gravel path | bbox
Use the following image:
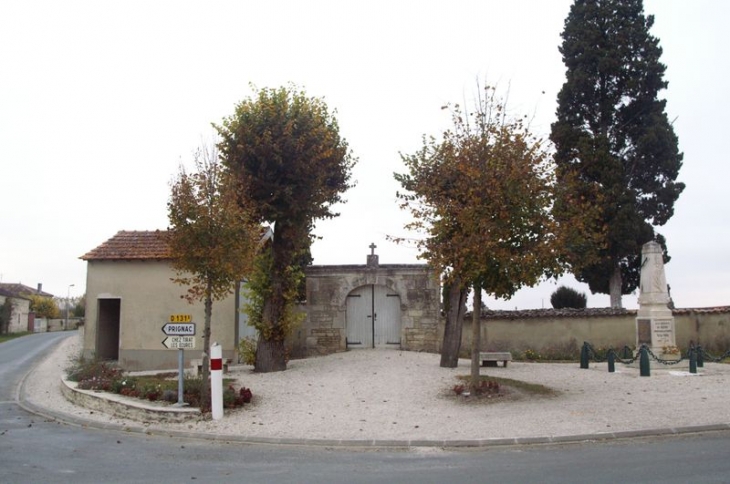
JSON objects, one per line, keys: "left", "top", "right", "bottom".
{"left": 22, "top": 333, "right": 730, "bottom": 442}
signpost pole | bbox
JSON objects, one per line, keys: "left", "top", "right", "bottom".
{"left": 176, "top": 348, "right": 186, "bottom": 406}
{"left": 164, "top": 315, "right": 195, "bottom": 408}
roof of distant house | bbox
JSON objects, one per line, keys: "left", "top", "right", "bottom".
{"left": 0, "top": 283, "right": 53, "bottom": 298}
{"left": 80, "top": 230, "right": 171, "bottom": 261}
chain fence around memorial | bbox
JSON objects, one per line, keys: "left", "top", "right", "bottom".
{"left": 581, "top": 341, "right": 730, "bottom": 367}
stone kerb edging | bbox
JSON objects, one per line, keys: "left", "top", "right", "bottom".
{"left": 60, "top": 378, "right": 200, "bottom": 423}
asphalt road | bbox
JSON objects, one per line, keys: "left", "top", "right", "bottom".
{"left": 2, "top": 332, "right": 730, "bottom": 484}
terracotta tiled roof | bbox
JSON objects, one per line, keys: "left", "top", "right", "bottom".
{"left": 480, "top": 306, "right": 730, "bottom": 319}
{"left": 671, "top": 306, "right": 730, "bottom": 315}
{"left": 80, "top": 230, "right": 171, "bottom": 261}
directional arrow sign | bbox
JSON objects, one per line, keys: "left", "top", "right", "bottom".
{"left": 162, "top": 336, "right": 196, "bottom": 349}
{"left": 162, "top": 322, "right": 196, "bottom": 336}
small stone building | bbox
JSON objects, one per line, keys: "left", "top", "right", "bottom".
{"left": 80, "top": 231, "right": 239, "bottom": 370}
{"left": 81, "top": 232, "right": 441, "bottom": 371}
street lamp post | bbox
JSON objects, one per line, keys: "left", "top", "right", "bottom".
{"left": 65, "top": 284, "right": 75, "bottom": 331}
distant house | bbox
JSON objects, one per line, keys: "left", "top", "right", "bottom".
{"left": 0, "top": 283, "right": 52, "bottom": 333}
{"left": 81, "top": 230, "right": 441, "bottom": 371}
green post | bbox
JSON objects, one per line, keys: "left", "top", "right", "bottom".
{"left": 689, "top": 346, "right": 697, "bottom": 374}
{"left": 639, "top": 345, "right": 650, "bottom": 377}
{"left": 697, "top": 344, "right": 704, "bottom": 368}
{"left": 622, "top": 346, "right": 632, "bottom": 360}
{"left": 608, "top": 349, "right": 615, "bottom": 373}
{"left": 580, "top": 342, "right": 589, "bottom": 369}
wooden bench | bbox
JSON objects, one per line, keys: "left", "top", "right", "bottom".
{"left": 479, "top": 352, "right": 512, "bottom": 368}
{"left": 190, "top": 358, "right": 232, "bottom": 375}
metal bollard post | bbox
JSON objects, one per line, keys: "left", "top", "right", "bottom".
{"left": 580, "top": 342, "right": 589, "bottom": 369}
{"left": 210, "top": 342, "right": 224, "bottom": 420}
{"left": 608, "top": 349, "right": 615, "bottom": 373}
{"left": 697, "top": 344, "right": 704, "bottom": 368}
{"left": 622, "top": 346, "right": 632, "bottom": 360}
{"left": 639, "top": 345, "right": 650, "bottom": 377}
{"left": 689, "top": 347, "right": 697, "bottom": 374}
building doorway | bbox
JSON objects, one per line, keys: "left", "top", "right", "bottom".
{"left": 96, "top": 298, "right": 120, "bottom": 360}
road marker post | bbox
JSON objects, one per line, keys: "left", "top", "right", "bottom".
{"left": 211, "top": 342, "right": 223, "bottom": 420}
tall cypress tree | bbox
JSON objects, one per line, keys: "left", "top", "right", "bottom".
{"left": 550, "top": 0, "right": 684, "bottom": 308}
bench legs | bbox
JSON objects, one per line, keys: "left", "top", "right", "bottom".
{"left": 481, "top": 360, "right": 509, "bottom": 368}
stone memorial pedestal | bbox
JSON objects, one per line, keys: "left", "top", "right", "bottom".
{"left": 635, "top": 241, "right": 682, "bottom": 364}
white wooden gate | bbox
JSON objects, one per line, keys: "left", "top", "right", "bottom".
{"left": 346, "top": 285, "right": 401, "bottom": 349}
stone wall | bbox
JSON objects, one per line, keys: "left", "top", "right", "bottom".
{"left": 295, "top": 264, "right": 440, "bottom": 357}
{"left": 449, "top": 307, "right": 730, "bottom": 357}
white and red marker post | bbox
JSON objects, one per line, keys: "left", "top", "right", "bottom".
{"left": 210, "top": 342, "right": 223, "bottom": 420}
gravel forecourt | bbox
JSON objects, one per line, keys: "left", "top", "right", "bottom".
{"left": 22, "top": 332, "right": 730, "bottom": 443}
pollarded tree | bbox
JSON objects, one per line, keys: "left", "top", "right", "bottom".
{"left": 217, "top": 85, "right": 356, "bottom": 373}
{"left": 396, "top": 86, "right": 562, "bottom": 383}
{"left": 550, "top": 0, "right": 685, "bottom": 308}
{"left": 167, "top": 142, "right": 259, "bottom": 398}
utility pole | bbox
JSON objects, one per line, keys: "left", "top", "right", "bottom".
{"left": 65, "top": 284, "right": 74, "bottom": 331}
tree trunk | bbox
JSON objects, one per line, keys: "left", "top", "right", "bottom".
{"left": 440, "top": 279, "right": 467, "bottom": 368}
{"left": 254, "top": 275, "right": 288, "bottom": 372}
{"left": 470, "top": 283, "right": 482, "bottom": 391}
{"left": 201, "top": 284, "right": 212, "bottom": 410}
{"left": 255, "top": 334, "right": 287, "bottom": 372}
{"left": 609, "top": 266, "right": 623, "bottom": 309}
{"left": 254, "top": 221, "right": 294, "bottom": 373}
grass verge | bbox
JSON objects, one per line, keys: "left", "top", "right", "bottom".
{"left": 0, "top": 332, "right": 31, "bottom": 344}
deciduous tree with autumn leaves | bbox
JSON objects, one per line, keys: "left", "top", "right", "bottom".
{"left": 217, "top": 85, "right": 356, "bottom": 373}
{"left": 395, "top": 86, "right": 562, "bottom": 387}
{"left": 167, "top": 142, "right": 259, "bottom": 397}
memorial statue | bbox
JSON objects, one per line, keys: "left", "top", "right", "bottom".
{"left": 636, "top": 240, "right": 678, "bottom": 359}
{"left": 638, "top": 241, "right": 670, "bottom": 307}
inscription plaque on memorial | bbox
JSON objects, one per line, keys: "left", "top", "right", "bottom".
{"left": 637, "top": 319, "right": 652, "bottom": 345}
{"left": 654, "top": 319, "right": 674, "bottom": 346}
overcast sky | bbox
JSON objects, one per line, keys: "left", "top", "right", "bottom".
{"left": 1, "top": 1, "right": 727, "bottom": 310}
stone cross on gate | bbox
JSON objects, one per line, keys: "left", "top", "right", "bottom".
{"left": 367, "top": 242, "right": 379, "bottom": 268}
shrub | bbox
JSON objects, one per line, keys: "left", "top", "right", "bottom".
{"left": 66, "top": 352, "right": 253, "bottom": 411}
{"left": 66, "top": 355, "right": 124, "bottom": 391}
{"left": 550, "top": 286, "right": 587, "bottom": 309}
{"left": 237, "top": 336, "right": 257, "bottom": 366}
{"left": 162, "top": 389, "right": 178, "bottom": 403}
{"left": 473, "top": 379, "right": 500, "bottom": 395}
{"left": 523, "top": 348, "right": 541, "bottom": 361}
{"left": 223, "top": 384, "right": 254, "bottom": 408}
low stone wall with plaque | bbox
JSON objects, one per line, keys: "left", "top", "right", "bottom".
{"left": 448, "top": 306, "right": 730, "bottom": 357}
